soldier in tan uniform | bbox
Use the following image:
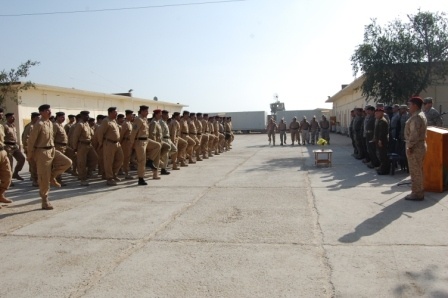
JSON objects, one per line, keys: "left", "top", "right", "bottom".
{"left": 22, "top": 112, "right": 40, "bottom": 187}
{"left": 0, "top": 108, "right": 13, "bottom": 207}
{"left": 72, "top": 111, "right": 98, "bottom": 186}
{"left": 404, "top": 96, "right": 427, "bottom": 201}
{"left": 224, "top": 117, "right": 232, "bottom": 150}
{"left": 27, "top": 104, "right": 72, "bottom": 210}
{"left": 92, "top": 115, "right": 105, "bottom": 178}
{"left": 160, "top": 110, "right": 178, "bottom": 172}
{"left": 180, "top": 111, "right": 196, "bottom": 164}
{"left": 130, "top": 105, "right": 153, "bottom": 186}
{"left": 266, "top": 117, "right": 277, "bottom": 146}
{"left": 120, "top": 110, "right": 134, "bottom": 179}
{"left": 213, "top": 116, "right": 224, "bottom": 154}
{"left": 53, "top": 112, "right": 69, "bottom": 186}
{"left": 188, "top": 113, "right": 202, "bottom": 161}
{"left": 289, "top": 117, "right": 300, "bottom": 145}
{"left": 204, "top": 114, "right": 215, "bottom": 157}
{"left": 148, "top": 110, "right": 164, "bottom": 179}
{"left": 277, "top": 118, "right": 287, "bottom": 146}
{"left": 64, "top": 114, "right": 76, "bottom": 135}
{"left": 4, "top": 113, "right": 26, "bottom": 181}
{"left": 67, "top": 114, "right": 81, "bottom": 176}
{"left": 170, "top": 112, "right": 188, "bottom": 168}
{"left": 196, "top": 113, "right": 209, "bottom": 159}
{"left": 96, "top": 107, "right": 124, "bottom": 186}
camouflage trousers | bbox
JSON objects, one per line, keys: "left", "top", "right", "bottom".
{"left": 406, "top": 144, "right": 426, "bottom": 197}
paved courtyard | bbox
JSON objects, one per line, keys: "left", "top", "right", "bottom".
{"left": 0, "top": 133, "right": 447, "bottom": 297}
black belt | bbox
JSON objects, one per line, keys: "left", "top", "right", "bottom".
{"left": 0, "top": 147, "right": 4, "bottom": 151}
{"left": 137, "top": 137, "right": 148, "bottom": 140}
{"left": 163, "top": 136, "right": 170, "bottom": 139}
{"left": 197, "top": 133, "right": 202, "bottom": 136}
{"left": 55, "top": 142, "right": 67, "bottom": 146}
{"left": 4, "top": 142, "right": 16, "bottom": 145}
{"left": 106, "top": 138, "right": 118, "bottom": 143}
{"left": 35, "top": 146, "right": 54, "bottom": 149}
{"left": 181, "top": 132, "right": 188, "bottom": 135}
{"left": 79, "top": 141, "right": 91, "bottom": 145}
{"left": 122, "top": 137, "right": 130, "bottom": 141}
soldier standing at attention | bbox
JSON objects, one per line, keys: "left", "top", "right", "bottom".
{"left": 364, "top": 106, "right": 379, "bottom": 169}
{"left": 300, "top": 116, "right": 310, "bottom": 145}
{"left": 224, "top": 116, "right": 232, "bottom": 150}
{"left": 278, "top": 118, "right": 287, "bottom": 146}
{"left": 130, "top": 105, "right": 152, "bottom": 185}
{"left": 266, "top": 117, "right": 277, "bottom": 146}
{"left": 196, "top": 113, "right": 209, "bottom": 159}
{"left": 404, "top": 97, "right": 427, "bottom": 201}
{"left": 398, "top": 105, "right": 409, "bottom": 162}
{"left": 160, "top": 110, "right": 178, "bottom": 172}
{"left": 67, "top": 114, "right": 81, "bottom": 176}
{"left": 170, "top": 112, "right": 188, "bottom": 168}
{"left": 374, "top": 107, "right": 390, "bottom": 175}
{"left": 27, "top": 104, "right": 72, "bottom": 210}
{"left": 309, "top": 116, "right": 320, "bottom": 145}
{"left": 148, "top": 109, "right": 165, "bottom": 178}
{"left": 0, "top": 108, "right": 13, "bottom": 207}
{"left": 289, "top": 117, "right": 300, "bottom": 146}
{"left": 22, "top": 112, "right": 40, "bottom": 187}
{"left": 53, "top": 112, "right": 69, "bottom": 186}
{"left": 349, "top": 110, "right": 357, "bottom": 156}
{"left": 72, "top": 111, "right": 98, "bottom": 186}
{"left": 205, "top": 115, "right": 216, "bottom": 157}
{"left": 120, "top": 110, "right": 134, "bottom": 179}
{"left": 97, "top": 107, "right": 124, "bottom": 186}
{"left": 422, "top": 97, "right": 443, "bottom": 127}
{"left": 4, "top": 112, "right": 26, "bottom": 181}
{"left": 319, "top": 115, "right": 330, "bottom": 145}
{"left": 188, "top": 113, "right": 202, "bottom": 161}
{"left": 64, "top": 114, "right": 76, "bottom": 135}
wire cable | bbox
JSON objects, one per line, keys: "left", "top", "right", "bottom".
{"left": 0, "top": 0, "right": 247, "bottom": 17}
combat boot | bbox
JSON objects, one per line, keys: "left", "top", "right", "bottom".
{"left": 12, "top": 171, "right": 24, "bottom": 181}
{"left": 138, "top": 178, "right": 147, "bottom": 185}
{"left": 0, "top": 193, "right": 12, "bottom": 204}
{"left": 180, "top": 160, "right": 188, "bottom": 167}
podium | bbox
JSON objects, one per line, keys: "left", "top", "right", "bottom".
{"left": 423, "top": 127, "right": 448, "bottom": 192}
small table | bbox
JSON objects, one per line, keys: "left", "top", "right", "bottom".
{"left": 313, "top": 149, "right": 333, "bottom": 166}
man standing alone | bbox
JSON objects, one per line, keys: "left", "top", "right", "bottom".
{"left": 404, "top": 96, "right": 427, "bottom": 201}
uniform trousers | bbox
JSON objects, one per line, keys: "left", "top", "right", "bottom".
{"left": 121, "top": 139, "right": 132, "bottom": 174}
{"left": 35, "top": 148, "right": 71, "bottom": 206}
{"left": 0, "top": 150, "right": 12, "bottom": 196}
{"left": 320, "top": 128, "right": 330, "bottom": 143}
{"left": 103, "top": 141, "right": 124, "bottom": 180}
{"left": 24, "top": 147, "right": 38, "bottom": 182}
{"left": 146, "top": 139, "right": 161, "bottom": 167}
{"left": 134, "top": 140, "right": 148, "bottom": 178}
{"left": 407, "top": 143, "right": 426, "bottom": 197}
{"left": 161, "top": 139, "right": 177, "bottom": 169}
{"left": 77, "top": 143, "right": 98, "bottom": 181}
{"left": 290, "top": 129, "right": 299, "bottom": 144}
{"left": 301, "top": 130, "right": 309, "bottom": 144}
{"left": 201, "top": 134, "right": 209, "bottom": 156}
{"left": 267, "top": 131, "right": 276, "bottom": 144}
{"left": 6, "top": 145, "right": 25, "bottom": 174}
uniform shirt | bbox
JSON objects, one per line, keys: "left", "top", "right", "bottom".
{"left": 159, "top": 119, "right": 171, "bottom": 141}
{"left": 319, "top": 119, "right": 330, "bottom": 129}
{"left": 405, "top": 109, "right": 427, "bottom": 149}
{"left": 201, "top": 119, "right": 209, "bottom": 133}
{"left": 208, "top": 121, "right": 215, "bottom": 134}
{"left": 424, "top": 107, "right": 443, "bottom": 126}
{"left": 0, "top": 123, "right": 5, "bottom": 146}
{"left": 53, "top": 122, "right": 68, "bottom": 145}
{"left": 300, "top": 120, "right": 310, "bottom": 130}
{"left": 278, "top": 122, "right": 287, "bottom": 131}
{"left": 64, "top": 122, "right": 74, "bottom": 135}
{"left": 27, "top": 119, "right": 54, "bottom": 159}
{"left": 390, "top": 112, "right": 401, "bottom": 139}
{"left": 365, "top": 115, "right": 375, "bottom": 141}
{"left": 169, "top": 119, "right": 180, "bottom": 143}
{"left": 374, "top": 116, "right": 389, "bottom": 145}
{"left": 149, "top": 119, "right": 162, "bottom": 143}
{"left": 194, "top": 119, "right": 202, "bottom": 135}
{"left": 22, "top": 122, "right": 34, "bottom": 149}
{"left": 96, "top": 117, "right": 121, "bottom": 146}
{"left": 4, "top": 122, "right": 17, "bottom": 144}
{"left": 399, "top": 112, "right": 409, "bottom": 141}
{"left": 289, "top": 120, "right": 300, "bottom": 130}
{"left": 266, "top": 121, "right": 277, "bottom": 132}
{"left": 213, "top": 120, "right": 220, "bottom": 136}
{"left": 353, "top": 115, "right": 364, "bottom": 137}
{"left": 225, "top": 121, "right": 232, "bottom": 134}
{"left": 180, "top": 118, "right": 189, "bottom": 135}
{"left": 120, "top": 120, "right": 132, "bottom": 143}
{"left": 188, "top": 119, "right": 198, "bottom": 135}
{"left": 130, "top": 116, "right": 149, "bottom": 141}
{"left": 72, "top": 121, "right": 94, "bottom": 150}
{"left": 68, "top": 122, "right": 80, "bottom": 149}
{"left": 309, "top": 120, "right": 320, "bottom": 131}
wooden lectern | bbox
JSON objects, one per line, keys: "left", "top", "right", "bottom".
{"left": 423, "top": 127, "right": 448, "bottom": 192}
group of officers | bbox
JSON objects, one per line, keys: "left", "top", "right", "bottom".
{"left": 349, "top": 96, "right": 442, "bottom": 201}
{"left": 266, "top": 115, "right": 331, "bottom": 146}
{"left": 0, "top": 105, "right": 234, "bottom": 210}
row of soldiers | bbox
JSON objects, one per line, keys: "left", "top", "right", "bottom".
{"left": 349, "top": 97, "right": 441, "bottom": 175}
{"left": 266, "top": 115, "right": 331, "bottom": 146}
{"left": 0, "top": 105, "right": 234, "bottom": 210}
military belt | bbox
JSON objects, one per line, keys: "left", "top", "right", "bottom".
{"left": 137, "top": 137, "right": 148, "bottom": 140}
{"left": 55, "top": 142, "right": 67, "bottom": 146}
{"left": 79, "top": 141, "right": 91, "bottom": 145}
{"left": 197, "top": 133, "right": 202, "bottom": 135}
{"left": 105, "top": 138, "right": 119, "bottom": 144}
{"left": 181, "top": 132, "right": 188, "bottom": 135}
{"left": 4, "top": 142, "right": 16, "bottom": 145}
{"left": 35, "top": 146, "right": 54, "bottom": 149}
{"left": 163, "top": 136, "right": 170, "bottom": 139}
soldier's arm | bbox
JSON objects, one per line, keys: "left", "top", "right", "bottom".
{"left": 72, "top": 124, "right": 83, "bottom": 151}
{"left": 27, "top": 123, "right": 41, "bottom": 160}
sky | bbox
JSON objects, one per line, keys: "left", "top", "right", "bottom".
{"left": 1, "top": 0, "right": 446, "bottom": 113}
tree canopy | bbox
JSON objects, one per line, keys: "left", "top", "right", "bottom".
{"left": 0, "top": 60, "right": 39, "bottom": 107}
{"left": 351, "top": 10, "right": 448, "bottom": 105}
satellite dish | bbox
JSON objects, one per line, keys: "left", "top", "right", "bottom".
{"left": 273, "top": 93, "right": 279, "bottom": 102}
{"left": 153, "top": 96, "right": 158, "bottom": 101}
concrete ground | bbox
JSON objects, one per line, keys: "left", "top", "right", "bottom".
{"left": 0, "top": 133, "right": 447, "bottom": 298}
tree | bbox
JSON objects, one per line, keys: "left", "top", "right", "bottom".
{"left": 351, "top": 11, "right": 448, "bottom": 105}
{"left": 0, "top": 60, "right": 39, "bottom": 107}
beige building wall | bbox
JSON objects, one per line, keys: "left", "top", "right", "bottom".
{"left": 2, "top": 83, "right": 187, "bottom": 146}
{"left": 327, "top": 77, "right": 448, "bottom": 134}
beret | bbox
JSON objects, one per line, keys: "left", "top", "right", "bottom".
{"left": 38, "top": 104, "right": 50, "bottom": 112}
{"left": 31, "top": 112, "right": 40, "bottom": 117}
{"left": 139, "top": 105, "right": 149, "bottom": 111}
{"left": 80, "top": 110, "right": 90, "bottom": 115}
{"left": 107, "top": 107, "right": 117, "bottom": 113}
{"left": 125, "top": 109, "right": 133, "bottom": 115}
{"left": 153, "top": 109, "right": 162, "bottom": 114}
{"left": 408, "top": 96, "right": 423, "bottom": 105}
{"left": 55, "top": 112, "right": 65, "bottom": 117}
{"left": 423, "top": 97, "right": 433, "bottom": 104}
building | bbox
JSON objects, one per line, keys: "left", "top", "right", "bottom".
{"left": 1, "top": 83, "right": 186, "bottom": 145}
{"left": 326, "top": 76, "right": 448, "bottom": 134}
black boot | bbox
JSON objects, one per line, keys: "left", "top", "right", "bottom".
{"left": 146, "top": 159, "right": 157, "bottom": 170}
{"left": 138, "top": 178, "right": 148, "bottom": 185}
{"left": 161, "top": 168, "right": 170, "bottom": 175}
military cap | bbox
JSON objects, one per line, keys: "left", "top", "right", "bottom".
{"left": 214, "top": 115, "right": 220, "bottom": 119}
{"left": 5, "top": 112, "right": 14, "bottom": 117}
{"left": 196, "top": 112, "right": 202, "bottom": 116}
{"left": 55, "top": 112, "right": 65, "bottom": 117}
{"left": 125, "top": 109, "right": 133, "bottom": 115}
{"left": 399, "top": 104, "right": 408, "bottom": 109}
{"left": 375, "top": 107, "right": 384, "bottom": 112}
{"left": 172, "top": 112, "right": 180, "bottom": 117}
{"left": 139, "top": 105, "right": 149, "bottom": 111}
{"left": 303, "top": 116, "right": 307, "bottom": 119}
{"left": 313, "top": 115, "right": 316, "bottom": 118}
{"left": 203, "top": 113, "right": 208, "bottom": 117}
{"left": 423, "top": 97, "right": 433, "bottom": 104}
{"left": 117, "top": 114, "right": 125, "bottom": 119}
{"left": 68, "top": 114, "right": 75, "bottom": 118}
{"left": 366, "top": 106, "right": 375, "bottom": 111}
{"left": 190, "top": 113, "right": 196, "bottom": 117}
{"left": 408, "top": 96, "right": 423, "bottom": 105}
{"left": 80, "top": 110, "right": 90, "bottom": 115}
{"left": 107, "top": 107, "right": 117, "bottom": 113}
{"left": 38, "top": 104, "right": 51, "bottom": 112}
{"left": 182, "top": 110, "right": 190, "bottom": 115}
{"left": 393, "top": 104, "right": 400, "bottom": 108}
{"left": 88, "top": 117, "right": 95, "bottom": 121}
{"left": 153, "top": 109, "right": 162, "bottom": 114}
{"left": 355, "top": 107, "right": 363, "bottom": 111}
{"left": 96, "top": 114, "right": 104, "bottom": 120}
{"left": 162, "top": 110, "right": 169, "bottom": 114}
{"left": 31, "top": 112, "right": 40, "bottom": 117}
{"left": 0, "top": 107, "right": 3, "bottom": 113}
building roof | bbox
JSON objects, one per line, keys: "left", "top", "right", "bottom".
{"left": 325, "top": 76, "right": 364, "bottom": 103}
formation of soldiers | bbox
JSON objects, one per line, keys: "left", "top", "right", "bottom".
{"left": 0, "top": 105, "right": 235, "bottom": 210}
{"left": 266, "top": 115, "right": 331, "bottom": 146}
{"left": 349, "top": 97, "right": 438, "bottom": 181}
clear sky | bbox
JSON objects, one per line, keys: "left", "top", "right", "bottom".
{"left": 1, "top": 0, "right": 446, "bottom": 113}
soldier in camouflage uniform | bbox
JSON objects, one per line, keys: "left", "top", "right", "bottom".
{"left": 404, "top": 97, "right": 427, "bottom": 201}
{"left": 423, "top": 97, "right": 443, "bottom": 127}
